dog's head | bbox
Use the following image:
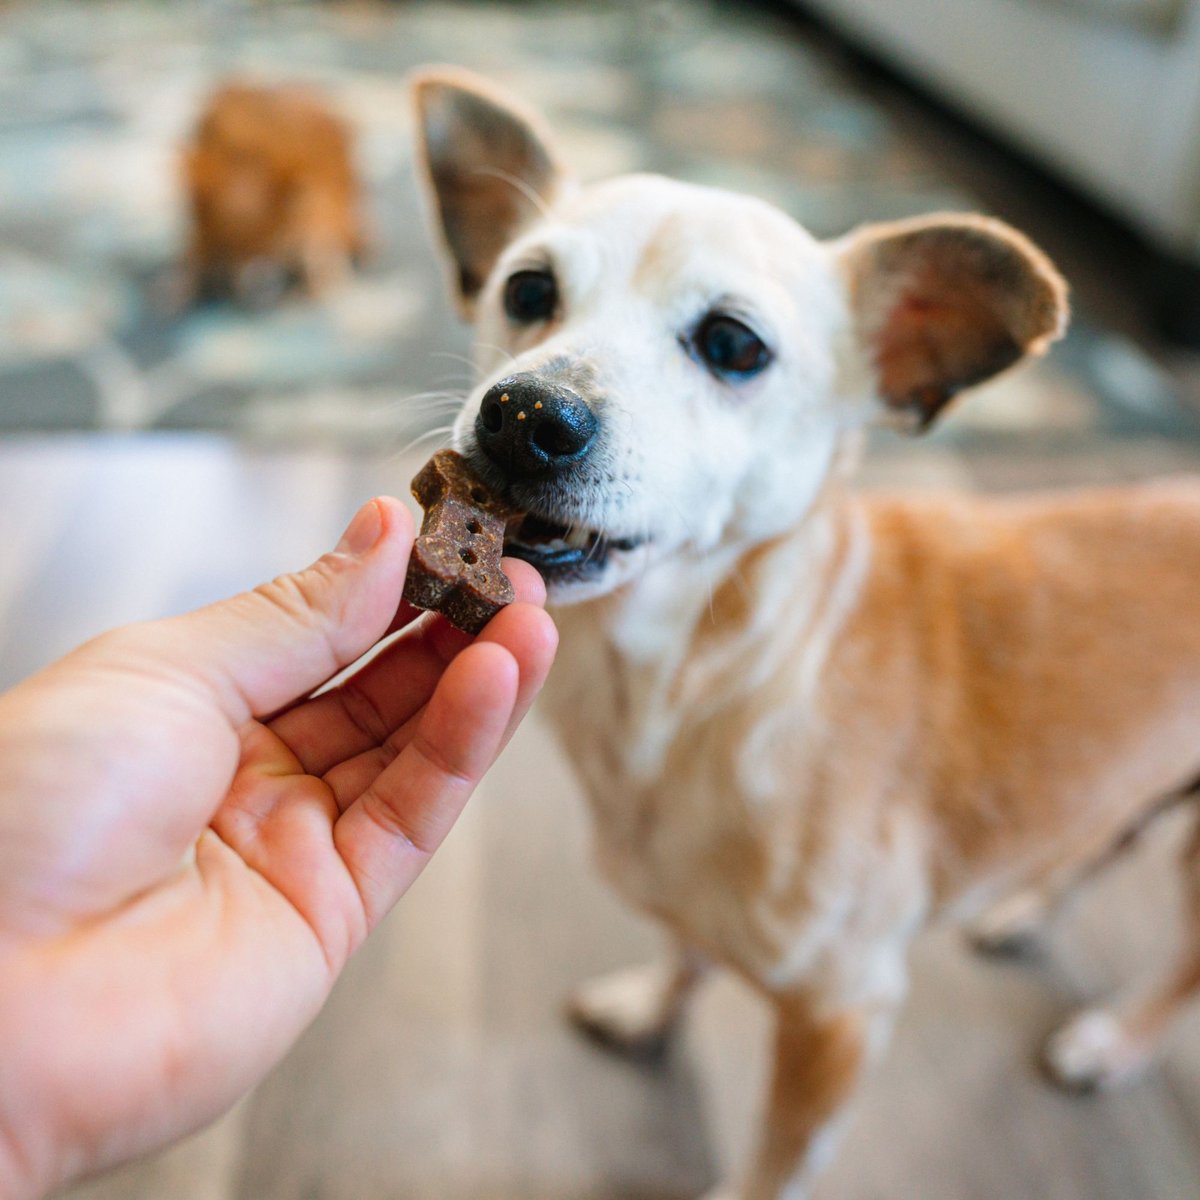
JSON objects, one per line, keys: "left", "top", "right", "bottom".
{"left": 412, "top": 68, "right": 1068, "bottom": 603}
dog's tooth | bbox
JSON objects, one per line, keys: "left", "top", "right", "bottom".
{"left": 566, "top": 527, "right": 591, "bottom": 549}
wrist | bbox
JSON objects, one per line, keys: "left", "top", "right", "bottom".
{"left": 0, "top": 942, "right": 55, "bottom": 1200}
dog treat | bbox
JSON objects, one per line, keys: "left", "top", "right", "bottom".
{"left": 403, "top": 450, "right": 519, "bottom": 634}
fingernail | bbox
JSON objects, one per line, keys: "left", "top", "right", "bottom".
{"left": 336, "top": 499, "right": 384, "bottom": 557}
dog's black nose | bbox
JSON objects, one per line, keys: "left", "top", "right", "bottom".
{"left": 475, "top": 375, "right": 598, "bottom": 480}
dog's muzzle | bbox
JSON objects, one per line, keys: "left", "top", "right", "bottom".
{"left": 475, "top": 375, "right": 598, "bottom": 483}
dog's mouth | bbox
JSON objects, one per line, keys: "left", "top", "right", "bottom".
{"left": 504, "top": 511, "right": 643, "bottom": 580}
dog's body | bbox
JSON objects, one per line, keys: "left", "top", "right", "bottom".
{"left": 411, "top": 68, "right": 1200, "bottom": 1199}
{"left": 552, "top": 480, "right": 1200, "bottom": 967}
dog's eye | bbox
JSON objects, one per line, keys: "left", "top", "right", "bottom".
{"left": 504, "top": 269, "right": 558, "bottom": 323}
{"left": 691, "top": 313, "right": 771, "bottom": 379}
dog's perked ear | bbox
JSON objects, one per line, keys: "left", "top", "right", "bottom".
{"left": 410, "top": 67, "right": 567, "bottom": 319}
{"left": 834, "top": 214, "right": 1068, "bottom": 430}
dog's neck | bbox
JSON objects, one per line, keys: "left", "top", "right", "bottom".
{"left": 545, "top": 473, "right": 863, "bottom": 789}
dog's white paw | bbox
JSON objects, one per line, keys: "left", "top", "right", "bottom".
{"left": 967, "top": 890, "right": 1048, "bottom": 956}
{"left": 1042, "top": 1008, "right": 1150, "bottom": 1093}
{"left": 566, "top": 962, "right": 682, "bottom": 1057}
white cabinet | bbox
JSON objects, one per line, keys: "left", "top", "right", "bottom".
{"left": 796, "top": 0, "right": 1200, "bottom": 262}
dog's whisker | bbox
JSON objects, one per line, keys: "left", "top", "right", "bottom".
{"left": 393, "top": 422, "right": 456, "bottom": 459}
{"left": 428, "top": 351, "right": 487, "bottom": 382}
{"left": 471, "top": 340, "right": 520, "bottom": 371}
{"left": 584, "top": 522, "right": 607, "bottom": 568}
{"left": 391, "top": 411, "right": 462, "bottom": 437}
{"left": 392, "top": 400, "right": 463, "bottom": 420}
{"left": 399, "top": 389, "right": 462, "bottom": 400}
{"left": 394, "top": 388, "right": 465, "bottom": 408}
{"left": 391, "top": 391, "right": 467, "bottom": 426}
{"left": 392, "top": 401, "right": 462, "bottom": 421}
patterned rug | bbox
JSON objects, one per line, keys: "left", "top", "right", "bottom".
{"left": 0, "top": 0, "right": 1196, "bottom": 457}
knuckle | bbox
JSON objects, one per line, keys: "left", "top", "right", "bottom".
{"left": 337, "top": 678, "right": 390, "bottom": 746}
{"left": 359, "top": 787, "right": 428, "bottom": 855}
{"left": 251, "top": 556, "right": 349, "bottom": 655}
{"left": 253, "top": 559, "right": 336, "bottom": 626}
{"left": 410, "top": 726, "right": 476, "bottom": 791}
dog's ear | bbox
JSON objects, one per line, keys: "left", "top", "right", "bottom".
{"left": 410, "top": 67, "right": 567, "bottom": 319}
{"left": 834, "top": 214, "right": 1068, "bottom": 430}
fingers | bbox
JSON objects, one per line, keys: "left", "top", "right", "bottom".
{"left": 118, "top": 498, "right": 417, "bottom": 725}
{"left": 270, "top": 557, "right": 552, "bottom": 778}
{"left": 320, "top": 600, "right": 557, "bottom": 809}
{"left": 333, "top": 640, "right": 519, "bottom": 928}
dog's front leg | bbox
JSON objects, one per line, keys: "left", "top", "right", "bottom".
{"left": 708, "top": 991, "right": 896, "bottom": 1200}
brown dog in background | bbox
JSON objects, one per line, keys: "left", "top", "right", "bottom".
{"left": 182, "top": 81, "right": 367, "bottom": 306}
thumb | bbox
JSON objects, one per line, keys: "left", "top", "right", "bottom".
{"left": 154, "top": 497, "right": 415, "bottom": 723}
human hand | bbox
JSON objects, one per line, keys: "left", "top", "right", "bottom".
{"left": 0, "top": 497, "right": 556, "bottom": 1199}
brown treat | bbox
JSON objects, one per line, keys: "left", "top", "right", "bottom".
{"left": 403, "top": 450, "right": 520, "bottom": 634}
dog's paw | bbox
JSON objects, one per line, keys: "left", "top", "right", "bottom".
{"left": 566, "top": 963, "right": 681, "bottom": 1059}
{"left": 966, "top": 890, "right": 1048, "bottom": 958}
{"left": 1041, "top": 1008, "right": 1150, "bottom": 1093}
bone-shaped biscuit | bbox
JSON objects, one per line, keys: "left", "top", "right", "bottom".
{"left": 402, "top": 450, "right": 519, "bottom": 634}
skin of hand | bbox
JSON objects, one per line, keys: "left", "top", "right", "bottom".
{"left": 0, "top": 496, "right": 557, "bottom": 1199}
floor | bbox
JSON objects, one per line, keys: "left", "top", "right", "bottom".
{"left": 2, "top": 0, "right": 1200, "bottom": 1197}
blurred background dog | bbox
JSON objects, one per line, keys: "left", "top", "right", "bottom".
{"left": 182, "top": 81, "right": 367, "bottom": 306}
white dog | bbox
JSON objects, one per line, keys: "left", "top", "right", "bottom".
{"left": 411, "top": 66, "right": 1200, "bottom": 1200}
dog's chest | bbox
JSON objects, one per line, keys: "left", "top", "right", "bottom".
{"left": 542, "top": 610, "right": 697, "bottom": 870}
{"left": 542, "top": 621, "right": 924, "bottom": 991}
{"left": 542, "top": 567, "right": 848, "bottom": 976}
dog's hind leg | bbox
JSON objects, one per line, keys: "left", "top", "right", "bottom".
{"left": 970, "top": 783, "right": 1199, "bottom": 958}
{"left": 1043, "top": 811, "right": 1200, "bottom": 1092}
{"left": 566, "top": 941, "right": 707, "bottom": 1058}
{"left": 967, "top": 878, "right": 1078, "bottom": 958}
{"left": 967, "top": 851, "right": 1121, "bottom": 958}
